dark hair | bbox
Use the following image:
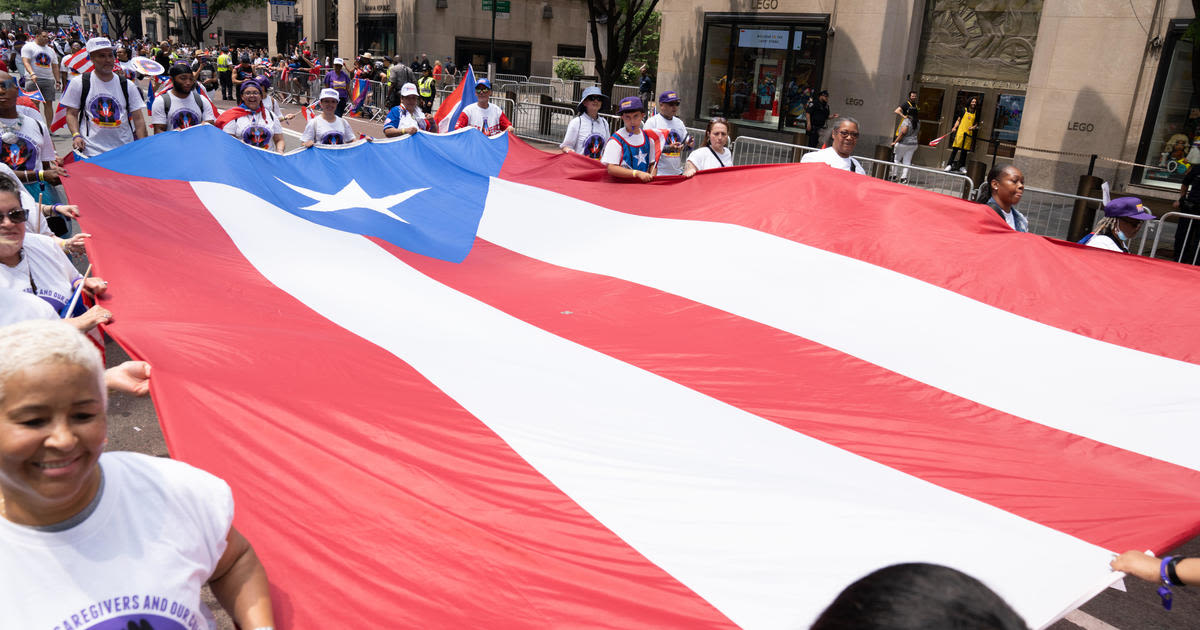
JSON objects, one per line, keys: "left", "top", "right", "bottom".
{"left": 978, "top": 164, "right": 1022, "bottom": 204}
{"left": 812, "top": 563, "right": 1028, "bottom": 630}
{"left": 0, "top": 172, "right": 21, "bottom": 199}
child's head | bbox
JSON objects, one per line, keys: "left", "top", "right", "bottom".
{"left": 617, "top": 96, "right": 646, "bottom": 131}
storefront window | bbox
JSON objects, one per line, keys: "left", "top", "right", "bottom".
{"left": 358, "top": 15, "right": 396, "bottom": 58}
{"left": 696, "top": 14, "right": 827, "bottom": 132}
{"left": 1138, "top": 24, "right": 1197, "bottom": 188}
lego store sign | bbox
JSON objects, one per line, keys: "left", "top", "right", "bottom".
{"left": 748, "top": 0, "right": 780, "bottom": 8}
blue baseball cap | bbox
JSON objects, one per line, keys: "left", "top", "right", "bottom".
{"left": 474, "top": 78, "right": 492, "bottom": 91}
{"left": 617, "top": 96, "right": 645, "bottom": 114}
{"left": 658, "top": 90, "right": 680, "bottom": 103}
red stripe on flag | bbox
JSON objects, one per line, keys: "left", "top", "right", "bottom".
{"left": 497, "top": 139, "right": 1200, "bottom": 365}
{"left": 66, "top": 165, "right": 737, "bottom": 630}
{"left": 382, "top": 236, "right": 1200, "bottom": 553}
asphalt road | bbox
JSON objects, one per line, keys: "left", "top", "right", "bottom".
{"left": 52, "top": 92, "right": 1199, "bottom": 630}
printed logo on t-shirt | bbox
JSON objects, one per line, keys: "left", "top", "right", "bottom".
{"left": 663, "top": 130, "right": 684, "bottom": 157}
{"left": 168, "top": 109, "right": 200, "bottom": 130}
{"left": 34, "top": 51, "right": 51, "bottom": 67}
{"left": 241, "top": 124, "right": 271, "bottom": 148}
{"left": 82, "top": 612, "right": 188, "bottom": 630}
{"left": 582, "top": 134, "right": 605, "bottom": 159}
{"left": 1, "top": 135, "right": 37, "bottom": 170}
{"left": 87, "top": 95, "right": 123, "bottom": 128}
{"left": 320, "top": 131, "right": 345, "bottom": 145}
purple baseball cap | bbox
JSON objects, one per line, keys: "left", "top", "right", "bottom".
{"left": 1103, "top": 197, "right": 1156, "bottom": 221}
{"left": 617, "top": 96, "right": 645, "bottom": 114}
{"left": 658, "top": 90, "right": 680, "bottom": 103}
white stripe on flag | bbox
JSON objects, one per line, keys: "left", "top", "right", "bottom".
{"left": 195, "top": 181, "right": 1115, "bottom": 629}
{"left": 475, "top": 178, "right": 1200, "bottom": 471}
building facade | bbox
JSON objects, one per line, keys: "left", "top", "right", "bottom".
{"left": 273, "top": 0, "right": 586, "bottom": 78}
{"left": 657, "top": 0, "right": 1197, "bottom": 196}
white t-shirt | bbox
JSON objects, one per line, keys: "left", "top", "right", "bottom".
{"left": 384, "top": 105, "right": 430, "bottom": 134}
{"left": 0, "top": 232, "right": 81, "bottom": 314}
{"left": 61, "top": 73, "right": 147, "bottom": 157}
{"left": 263, "top": 94, "right": 283, "bottom": 119}
{"left": 0, "top": 286, "right": 57, "bottom": 325}
{"left": 644, "top": 113, "right": 690, "bottom": 175}
{"left": 224, "top": 109, "right": 283, "bottom": 150}
{"left": 17, "top": 103, "right": 46, "bottom": 128}
{"left": 0, "top": 452, "right": 233, "bottom": 630}
{"left": 0, "top": 113, "right": 55, "bottom": 173}
{"left": 686, "top": 145, "right": 733, "bottom": 172}
{"left": 150, "top": 90, "right": 216, "bottom": 131}
{"left": 799, "top": 146, "right": 865, "bottom": 173}
{"left": 20, "top": 41, "right": 58, "bottom": 80}
{"left": 1085, "top": 234, "right": 1123, "bottom": 252}
{"left": 559, "top": 113, "right": 610, "bottom": 159}
{"left": 456, "top": 102, "right": 507, "bottom": 136}
{"left": 601, "top": 127, "right": 656, "bottom": 172}
{"left": 301, "top": 115, "right": 355, "bottom": 145}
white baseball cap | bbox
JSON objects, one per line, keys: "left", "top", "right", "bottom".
{"left": 400, "top": 82, "right": 418, "bottom": 96}
{"left": 319, "top": 88, "right": 340, "bottom": 100}
{"left": 333, "top": 57, "right": 344, "bottom": 65}
{"left": 85, "top": 37, "right": 115, "bottom": 54}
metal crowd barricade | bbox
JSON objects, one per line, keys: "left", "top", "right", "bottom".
{"left": 850, "top": 153, "right": 975, "bottom": 199}
{"left": 730, "top": 136, "right": 816, "bottom": 166}
{"left": 610, "top": 83, "right": 638, "bottom": 103}
{"left": 494, "top": 73, "right": 527, "bottom": 84}
{"left": 512, "top": 102, "right": 576, "bottom": 145}
{"left": 1012, "top": 187, "right": 1101, "bottom": 240}
{"left": 365, "top": 79, "right": 389, "bottom": 122}
{"left": 1137, "top": 211, "right": 1200, "bottom": 263}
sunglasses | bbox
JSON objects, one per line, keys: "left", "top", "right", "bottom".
{"left": 1, "top": 207, "right": 28, "bottom": 223}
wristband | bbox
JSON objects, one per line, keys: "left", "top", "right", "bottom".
{"left": 71, "top": 132, "right": 82, "bottom": 138}
{"left": 1167, "top": 555, "right": 1186, "bottom": 586}
{"left": 37, "top": 170, "right": 43, "bottom": 182}
{"left": 52, "top": 204, "right": 60, "bottom": 215}
{"left": 1158, "top": 555, "right": 1177, "bottom": 610}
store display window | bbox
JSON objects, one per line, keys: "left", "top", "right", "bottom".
{"left": 1137, "top": 21, "right": 1199, "bottom": 188}
{"left": 696, "top": 14, "right": 828, "bottom": 132}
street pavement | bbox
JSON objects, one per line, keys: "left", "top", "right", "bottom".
{"left": 47, "top": 91, "right": 1199, "bottom": 630}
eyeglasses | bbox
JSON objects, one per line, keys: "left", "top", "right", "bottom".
{"left": 835, "top": 130, "right": 860, "bottom": 139}
{"left": 0, "top": 207, "right": 28, "bottom": 223}
{"left": 0, "top": 78, "right": 16, "bottom": 90}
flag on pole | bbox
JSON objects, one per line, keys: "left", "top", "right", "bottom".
{"left": 300, "top": 101, "right": 319, "bottom": 122}
{"left": 60, "top": 125, "right": 1200, "bottom": 630}
{"left": 19, "top": 82, "right": 45, "bottom": 103}
{"left": 49, "top": 103, "right": 67, "bottom": 132}
{"left": 434, "top": 64, "right": 477, "bottom": 133}
{"left": 62, "top": 48, "right": 94, "bottom": 74}
{"left": 928, "top": 132, "right": 952, "bottom": 147}
{"left": 297, "top": 35, "right": 308, "bottom": 47}
{"left": 344, "top": 78, "right": 370, "bottom": 117}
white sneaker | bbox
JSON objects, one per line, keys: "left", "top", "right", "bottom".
{"left": 958, "top": 167, "right": 967, "bottom": 174}
{"left": 944, "top": 164, "right": 953, "bottom": 171}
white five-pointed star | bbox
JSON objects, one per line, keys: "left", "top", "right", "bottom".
{"left": 635, "top": 151, "right": 648, "bottom": 166}
{"left": 277, "top": 178, "right": 429, "bottom": 223}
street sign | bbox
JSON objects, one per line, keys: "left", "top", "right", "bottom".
{"left": 481, "top": 0, "right": 510, "bottom": 12}
{"left": 269, "top": 0, "right": 295, "bottom": 23}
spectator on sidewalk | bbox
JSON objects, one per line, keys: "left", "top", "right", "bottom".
{"left": 62, "top": 37, "right": 148, "bottom": 158}
{"left": 638, "top": 66, "right": 653, "bottom": 108}
{"left": 601, "top": 96, "right": 656, "bottom": 183}
{"left": 644, "top": 90, "right": 693, "bottom": 176}
{"left": 216, "top": 47, "right": 233, "bottom": 100}
{"left": 805, "top": 89, "right": 832, "bottom": 148}
{"left": 559, "top": 86, "right": 609, "bottom": 158}
{"left": 387, "top": 56, "right": 417, "bottom": 107}
{"left": 1174, "top": 164, "right": 1200, "bottom": 264}
{"left": 683, "top": 117, "right": 733, "bottom": 177}
{"left": 324, "top": 58, "right": 351, "bottom": 116}
{"left": 946, "top": 95, "right": 979, "bottom": 173}
{"left": 801, "top": 117, "right": 864, "bottom": 173}
{"left": 890, "top": 104, "right": 918, "bottom": 184}
{"left": 417, "top": 68, "right": 435, "bottom": 113}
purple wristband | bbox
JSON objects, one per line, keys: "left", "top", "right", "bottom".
{"left": 1158, "top": 555, "right": 1177, "bottom": 610}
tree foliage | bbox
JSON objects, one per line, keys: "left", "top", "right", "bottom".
{"left": 585, "top": 0, "right": 660, "bottom": 96}
{"left": 171, "top": 0, "right": 268, "bottom": 44}
{"left": 96, "top": 0, "right": 152, "bottom": 39}
{"left": 554, "top": 58, "right": 583, "bottom": 80}
{"left": 0, "top": 0, "right": 80, "bottom": 26}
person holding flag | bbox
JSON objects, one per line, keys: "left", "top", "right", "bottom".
{"left": 453, "top": 78, "right": 509, "bottom": 136}
{"left": 61, "top": 38, "right": 148, "bottom": 158}
{"left": 150, "top": 64, "right": 215, "bottom": 133}
{"left": 600, "top": 96, "right": 656, "bottom": 182}
{"left": 216, "top": 81, "right": 284, "bottom": 154}
{"left": 20, "top": 30, "right": 60, "bottom": 126}
{"left": 558, "top": 86, "right": 608, "bottom": 159}
{"left": 301, "top": 88, "right": 355, "bottom": 147}
{"left": 382, "top": 83, "right": 433, "bottom": 137}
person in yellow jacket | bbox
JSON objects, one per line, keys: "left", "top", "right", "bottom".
{"left": 945, "top": 95, "right": 979, "bottom": 174}
{"left": 216, "top": 48, "right": 233, "bottom": 100}
{"left": 417, "top": 68, "right": 435, "bottom": 112}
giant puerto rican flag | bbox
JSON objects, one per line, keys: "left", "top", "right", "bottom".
{"left": 64, "top": 125, "right": 1200, "bottom": 629}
